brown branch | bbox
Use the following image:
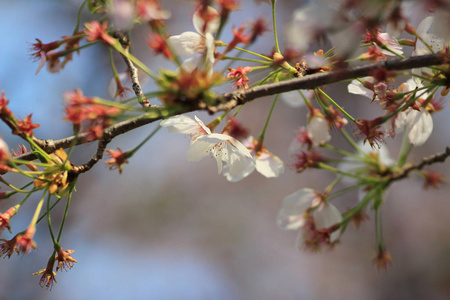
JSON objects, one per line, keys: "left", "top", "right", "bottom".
{"left": 216, "top": 52, "right": 448, "bottom": 108}
{"left": 14, "top": 52, "right": 449, "bottom": 164}
{"left": 116, "top": 33, "right": 151, "bottom": 108}
{"left": 389, "top": 147, "right": 450, "bottom": 183}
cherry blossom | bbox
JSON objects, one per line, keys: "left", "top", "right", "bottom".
{"left": 338, "top": 140, "right": 395, "bottom": 186}
{"left": 167, "top": 6, "right": 219, "bottom": 57}
{"left": 161, "top": 115, "right": 255, "bottom": 182}
{"left": 277, "top": 188, "right": 342, "bottom": 247}
{"left": 242, "top": 136, "right": 284, "bottom": 178}
{"left": 186, "top": 133, "right": 255, "bottom": 182}
{"left": 395, "top": 108, "right": 433, "bottom": 146}
{"left": 395, "top": 79, "right": 433, "bottom": 147}
{"left": 307, "top": 115, "right": 331, "bottom": 146}
{"left": 160, "top": 115, "right": 211, "bottom": 141}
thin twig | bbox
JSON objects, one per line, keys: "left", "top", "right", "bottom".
{"left": 115, "top": 33, "right": 151, "bottom": 108}
{"left": 389, "top": 147, "right": 450, "bottom": 182}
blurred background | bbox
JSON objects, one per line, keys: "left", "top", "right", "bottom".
{"left": 1, "top": 0, "right": 450, "bottom": 299}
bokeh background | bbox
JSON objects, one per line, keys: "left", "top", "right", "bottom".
{"left": 1, "top": 1, "right": 450, "bottom": 299}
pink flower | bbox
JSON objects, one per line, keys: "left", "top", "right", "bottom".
{"left": 226, "top": 66, "right": 252, "bottom": 89}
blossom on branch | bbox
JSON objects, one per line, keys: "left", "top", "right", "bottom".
{"left": 226, "top": 66, "right": 252, "bottom": 89}
{"left": 16, "top": 114, "right": 40, "bottom": 137}
{"left": 243, "top": 136, "right": 285, "bottom": 178}
{"left": 161, "top": 115, "right": 255, "bottom": 182}
{"left": 277, "top": 188, "right": 342, "bottom": 251}
{"left": 105, "top": 148, "right": 130, "bottom": 174}
{"left": 84, "top": 21, "right": 116, "bottom": 45}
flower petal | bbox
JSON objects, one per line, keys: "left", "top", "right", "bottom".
{"left": 307, "top": 116, "right": 331, "bottom": 146}
{"left": 406, "top": 110, "right": 433, "bottom": 146}
{"left": 193, "top": 6, "right": 220, "bottom": 35}
{"left": 277, "top": 188, "right": 316, "bottom": 230}
{"left": 255, "top": 152, "right": 285, "bottom": 178}
{"left": 313, "top": 203, "right": 342, "bottom": 242}
{"left": 167, "top": 31, "right": 203, "bottom": 56}
{"left": 160, "top": 115, "right": 211, "bottom": 138}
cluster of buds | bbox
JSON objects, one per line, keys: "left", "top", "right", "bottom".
{"left": 64, "top": 89, "right": 123, "bottom": 140}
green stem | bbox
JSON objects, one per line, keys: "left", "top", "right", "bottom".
{"left": 56, "top": 180, "right": 76, "bottom": 243}
{"left": 397, "top": 132, "right": 413, "bottom": 168}
{"left": 111, "top": 40, "right": 157, "bottom": 80}
{"left": 73, "top": 0, "right": 88, "bottom": 35}
{"left": 30, "top": 193, "right": 46, "bottom": 227}
{"left": 46, "top": 193, "right": 57, "bottom": 245}
{"left": 271, "top": 0, "right": 280, "bottom": 53}
{"left": 340, "top": 128, "right": 365, "bottom": 155}
{"left": 226, "top": 45, "right": 272, "bottom": 61}
{"left": 221, "top": 56, "right": 272, "bottom": 64}
{"left": 128, "top": 125, "right": 161, "bottom": 156}
{"left": 317, "top": 88, "right": 357, "bottom": 123}
{"left": 318, "top": 162, "right": 380, "bottom": 184}
{"left": 375, "top": 207, "right": 384, "bottom": 250}
{"left": 258, "top": 94, "right": 279, "bottom": 143}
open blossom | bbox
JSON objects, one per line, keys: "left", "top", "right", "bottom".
{"left": 277, "top": 188, "right": 342, "bottom": 250}
{"left": 16, "top": 114, "right": 40, "bottom": 137}
{"left": 84, "top": 21, "right": 116, "bottom": 45}
{"left": 105, "top": 148, "right": 130, "bottom": 174}
{"left": 160, "top": 115, "right": 211, "bottom": 141}
{"left": 395, "top": 79, "right": 433, "bottom": 147}
{"left": 395, "top": 109, "right": 433, "bottom": 146}
{"left": 167, "top": 6, "right": 219, "bottom": 56}
{"left": 227, "top": 66, "right": 252, "bottom": 89}
{"left": 161, "top": 115, "right": 255, "bottom": 182}
{"left": 33, "top": 259, "right": 57, "bottom": 290}
{"left": 338, "top": 140, "right": 394, "bottom": 186}
{"left": 55, "top": 247, "right": 77, "bottom": 272}
{"left": 136, "top": 0, "right": 171, "bottom": 22}
{"left": 243, "top": 136, "right": 285, "bottom": 178}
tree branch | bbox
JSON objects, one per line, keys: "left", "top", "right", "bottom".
{"left": 389, "top": 146, "right": 450, "bottom": 183}
{"left": 14, "top": 52, "right": 448, "bottom": 163}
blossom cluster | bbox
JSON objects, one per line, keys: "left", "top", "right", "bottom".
{"left": 1, "top": 0, "right": 450, "bottom": 290}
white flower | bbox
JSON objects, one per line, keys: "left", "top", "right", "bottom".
{"left": 160, "top": 115, "right": 210, "bottom": 141}
{"left": 395, "top": 109, "right": 433, "bottom": 146}
{"left": 277, "top": 188, "right": 342, "bottom": 244}
{"left": 243, "top": 136, "right": 284, "bottom": 178}
{"left": 395, "top": 79, "right": 433, "bottom": 146}
{"left": 338, "top": 140, "right": 395, "bottom": 185}
{"left": 186, "top": 134, "right": 255, "bottom": 182}
{"left": 161, "top": 115, "right": 255, "bottom": 182}
{"left": 376, "top": 32, "right": 403, "bottom": 56}
{"left": 414, "top": 16, "right": 445, "bottom": 56}
{"left": 307, "top": 115, "right": 330, "bottom": 146}
{"left": 277, "top": 188, "right": 317, "bottom": 230}
{"left": 348, "top": 77, "right": 374, "bottom": 99}
{"left": 167, "top": 6, "right": 219, "bottom": 56}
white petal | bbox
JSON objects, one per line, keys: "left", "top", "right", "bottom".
{"left": 313, "top": 203, "right": 342, "bottom": 242}
{"left": 348, "top": 79, "right": 373, "bottom": 99}
{"left": 188, "top": 134, "right": 255, "bottom": 182}
{"left": 307, "top": 116, "right": 331, "bottom": 145}
{"left": 220, "top": 137, "right": 255, "bottom": 182}
{"left": 193, "top": 6, "right": 220, "bottom": 35}
{"left": 281, "top": 90, "right": 306, "bottom": 108}
{"left": 185, "top": 137, "right": 212, "bottom": 162}
{"left": 277, "top": 188, "right": 316, "bottom": 230}
{"left": 406, "top": 110, "right": 433, "bottom": 146}
{"left": 180, "top": 56, "right": 202, "bottom": 73}
{"left": 160, "top": 115, "right": 211, "bottom": 137}
{"left": 255, "top": 152, "right": 285, "bottom": 178}
{"left": 168, "top": 31, "right": 203, "bottom": 56}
